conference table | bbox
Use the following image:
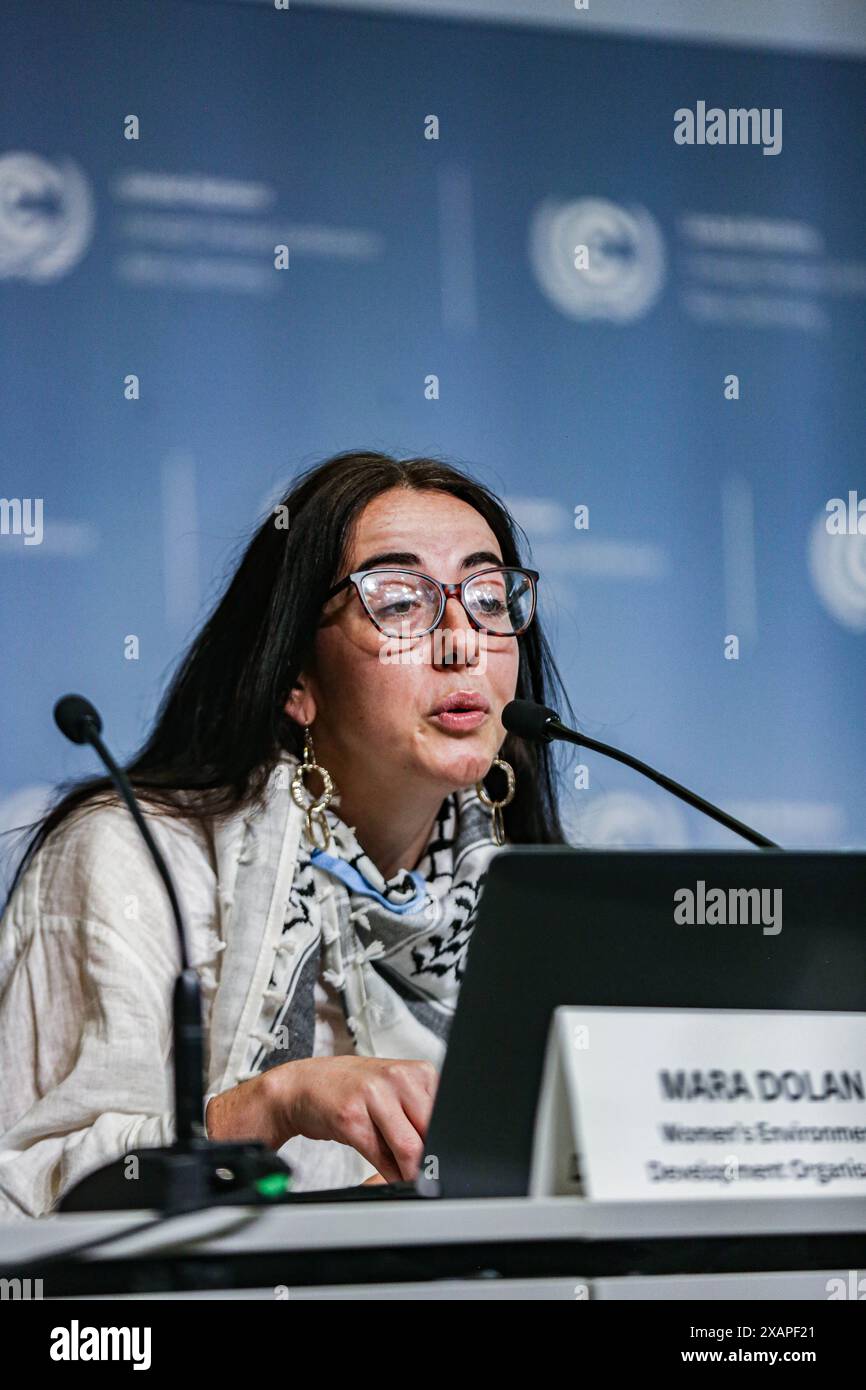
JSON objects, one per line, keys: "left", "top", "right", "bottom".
{"left": 4, "top": 1193, "right": 866, "bottom": 1299}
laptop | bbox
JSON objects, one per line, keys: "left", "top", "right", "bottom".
{"left": 416, "top": 847, "right": 866, "bottom": 1199}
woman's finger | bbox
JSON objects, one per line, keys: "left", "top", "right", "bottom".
{"left": 366, "top": 1092, "right": 425, "bottom": 1181}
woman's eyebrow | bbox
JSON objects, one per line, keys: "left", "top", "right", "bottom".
{"left": 355, "top": 549, "right": 502, "bottom": 570}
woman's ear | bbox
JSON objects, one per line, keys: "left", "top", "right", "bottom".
{"left": 284, "top": 677, "right": 317, "bottom": 727}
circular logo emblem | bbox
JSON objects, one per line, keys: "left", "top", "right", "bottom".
{"left": 808, "top": 509, "right": 866, "bottom": 633}
{"left": 0, "top": 151, "right": 94, "bottom": 282}
{"left": 573, "top": 790, "right": 686, "bottom": 848}
{"left": 529, "top": 196, "right": 666, "bottom": 322}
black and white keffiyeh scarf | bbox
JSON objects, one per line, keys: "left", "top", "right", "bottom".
{"left": 249, "top": 785, "right": 502, "bottom": 1076}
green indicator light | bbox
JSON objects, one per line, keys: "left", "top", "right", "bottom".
{"left": 255, "top": 1172, "right": 292, "bottom": 1198}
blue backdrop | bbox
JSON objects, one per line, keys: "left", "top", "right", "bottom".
{"left": 1, "top": 0, "right": 865, "bottom": 876}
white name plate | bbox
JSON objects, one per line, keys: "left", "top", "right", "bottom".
{"left": 530, "top": 1007, "right": 866, "bottom": 1201}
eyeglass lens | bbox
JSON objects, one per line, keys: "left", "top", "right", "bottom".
{"left": 359, "top": 569, "right": 533, "bottom": 636}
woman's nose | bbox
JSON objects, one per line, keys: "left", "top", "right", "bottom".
{"left": 440, "top": 593, "right": 472, "bottom": 630}
{"left": 432, "top": 595, "right": 483, "bottom": 667}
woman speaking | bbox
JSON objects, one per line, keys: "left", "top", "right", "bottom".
{"left": 0, "top": 450, "right": 570, "bottom": 1217}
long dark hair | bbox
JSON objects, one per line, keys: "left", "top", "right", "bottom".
{"left": 6, "top": 450, "right": 574, "bottom": 900}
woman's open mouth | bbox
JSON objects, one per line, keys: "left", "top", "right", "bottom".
{"left": 429, "top": 691, "right": 490, "bottom": 733}
{"left": 432, "top": 709, "right": 487, "bottom": 732}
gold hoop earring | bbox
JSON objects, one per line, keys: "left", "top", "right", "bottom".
{"left": 476, "top": 756, "right": 515, "bottom": 847}
{"left": 291, "top": 725, "right": 335, "bottom": 851}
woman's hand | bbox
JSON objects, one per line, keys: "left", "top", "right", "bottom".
{"left": 271, "top": 1055, "right": 438, "bottom": 1183}
{"left": 206, "top": 1056, "right": 439, "bottom": 1183}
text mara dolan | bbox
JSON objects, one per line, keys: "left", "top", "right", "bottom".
{"left": 659, "top": 1070, "right": 865, "bottom": 1102}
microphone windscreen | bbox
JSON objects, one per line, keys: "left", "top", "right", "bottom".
{"left": 54, "top": 694, "right": 102, "bottom": 745}
{"left": 502, "top": 698, "right": 558, "bottom": 742}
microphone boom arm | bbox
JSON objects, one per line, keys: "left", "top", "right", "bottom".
{"left": 50, "top": 695, "right": 294, "bottom": 1212}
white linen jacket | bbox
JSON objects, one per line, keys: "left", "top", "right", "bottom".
{"left": 0, "top": 750, "right": 377, "bottom": 1220}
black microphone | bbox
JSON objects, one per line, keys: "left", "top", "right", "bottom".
{"left": 503, "top": 698, "right": 778, "bottom": 850}
{"left": 52, "top": 694, "right": 293, "bottom": 1211}
{"left": 53, "top": 693, "right": 102, "bottom": 745}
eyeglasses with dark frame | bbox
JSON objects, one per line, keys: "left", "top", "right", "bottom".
{"left": 324, "top": 565, "right": 540, "bottom": 638}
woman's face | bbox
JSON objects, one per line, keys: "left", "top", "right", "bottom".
{"left": 286, "top": 487, "right": 522, "bottom": 798}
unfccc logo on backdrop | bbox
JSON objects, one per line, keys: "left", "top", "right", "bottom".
{"left": 0, "top": 152, "right": 94, "bottom": 281}
{"left": 808, "top": 507, "right": 866, "bottom": 633}
{"left": 529, "top": 196, "right": 666, "bottom": 322}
